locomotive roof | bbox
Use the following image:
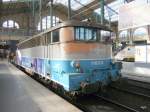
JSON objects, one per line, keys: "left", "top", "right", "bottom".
{"left": 18, "top": 20, "right": 111, "bottom": 45}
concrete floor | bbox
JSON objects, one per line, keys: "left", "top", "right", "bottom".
{"left": 0, "top": 61, "right": 81, "bottom": 112}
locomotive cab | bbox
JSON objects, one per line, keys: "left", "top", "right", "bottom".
{"left": 59, "top": 26, "right": 112, "bottom": 43}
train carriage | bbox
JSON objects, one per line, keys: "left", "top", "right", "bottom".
{"left": 15, "top": 20, "right": 122, "bottom": 95}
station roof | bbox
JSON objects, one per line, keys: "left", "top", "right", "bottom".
{"left": 1, "top": 0, "right": 150, "bottom": 25}
{"left": 0, "top": 0, "right": 129, "bottom": 22}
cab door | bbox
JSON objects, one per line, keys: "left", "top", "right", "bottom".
{"left": 45, "top": 32, "right": 52, "bottom": 78}
{"left": 46, "top": 32, "right": 52, "bottom": 59}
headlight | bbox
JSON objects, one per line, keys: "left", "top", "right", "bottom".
{"left": 71, "top": 60, "right": 80, "bottom": 68}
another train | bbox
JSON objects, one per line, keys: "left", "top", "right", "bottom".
{"left": 14, "top": 20, "right": 122, "bottom": 95}
{"left": 115, "top": 25, "right": 150, "bottom": 62}
{"left": 115, "top": 44, "right": 135, "bottom": 62}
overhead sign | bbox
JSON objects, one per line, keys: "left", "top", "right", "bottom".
{"left": 119, "top": 2, "right": 150, "bottom": 30}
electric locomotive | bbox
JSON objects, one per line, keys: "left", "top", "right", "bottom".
{"left": 15, "top": 20, "right": 122, "bottom": 95}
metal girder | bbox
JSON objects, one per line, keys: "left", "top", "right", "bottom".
{"left": 75, "top": 0, "right": 115, "bottom": 17}
{"left": 0, "top": 0, "right": 48, "bottom": 15}
{"left": 0, "top": 2, "right": 32, "bottom": 15}
{"left": 0, "top": 0, "right": 119, "bottom": 27}
{"left": 0, "top": 0, "right": 117, "bottom": 16}
{"left": 0, "top": 8, "right": 31, "bottom": 15}
{"left": 100, "top": 0, "right": 105, "bottom": 25}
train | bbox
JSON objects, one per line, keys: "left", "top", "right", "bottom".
{"left": 14, "top": 20, "right": 122, "bottom": 96}
{"left": 115, "top": 45, "right": 135, "bottom": 62}
{"left": 115, "top": 25, "right": 150, "bottom": 62}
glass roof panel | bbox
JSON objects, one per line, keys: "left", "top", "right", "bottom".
{"left": 37, "top": 16, "right": 60, "bottom": 31}
{"left": 3, "top": 0, "right": 16, "bottom": 2}
{"left": 94, "top": 0, "right": 125, "bottom": 22}
{"left": 54, "top": 0, "right": 94, "bottom": 10}
{"left": 3, "top": 0, "right": 39, "bottom": 2}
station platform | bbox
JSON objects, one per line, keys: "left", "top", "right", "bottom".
{"left": 121, "top": 62, "right": 150, "bottom": 83}
{"left": 0, "top": 61, "right": 81, "bottom": 112}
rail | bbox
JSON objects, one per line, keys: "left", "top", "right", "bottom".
{"left": 95, "top": 95, "right": 139, "bottom": 112}
{"left": 110, "top": 85, "right": 150, "bottom": 99}
{"left": 104, "top": 79, "right": 150, "bottom": 112}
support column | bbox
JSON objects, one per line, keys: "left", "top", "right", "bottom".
{"left": 100, "top": 0, "right": 104, "bottom": 25}
{"left": 39, "top": 0, "right": 42, "bottom": 31}
{"left": 68, "top": 0, "right": 71, "bottom": 20}
{"left": 147, "top": 25, "right": 150, "bottom": 41}
{"left": 46, "top": 16, "right": 47, "bottom": 29}
{"left": 0, "top": 0, "right": 2, "bottom": 23}
{"left": 129, "top": 29, "right": 133, "bottom": 45}
{"left": 32, "top": 0, "right": 35, "bottom": 34}
{"left": 50, "top": 0, "right": 53, "bottom": 27}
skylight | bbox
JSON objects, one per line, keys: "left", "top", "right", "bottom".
{"left": 3, "top": 0, "right": 16, "bottom": 2}
{"left": 94, "top": 0, "right": 125, "bottom": 22}
{"left": 2, "top": 0, "right": 38, "bottom": 2}
{"left": 54, "top": 0, "right": 93, "bottom": 10}
{"left": 37, "top": 16, "right": 61, "bottom": 31}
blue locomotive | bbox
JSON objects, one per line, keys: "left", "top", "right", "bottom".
{"left": 15, "top": 21, "right": 122, "bottom": 95}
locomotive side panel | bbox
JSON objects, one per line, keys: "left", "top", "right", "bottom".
{"left": 20, "top": 46, "right": 45, "bottom": 58}
{"left": 60, "top": 43, "right": 112, "bottom": 59}
{"left": 60, "top": 27, "right": 74, "bottom": 42}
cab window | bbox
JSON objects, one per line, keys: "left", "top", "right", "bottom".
{"left": 75, "top": 27, "right": 98, "bottom": 41}
{"left": 52, "top": 29, "right": 59, "bottom": 42}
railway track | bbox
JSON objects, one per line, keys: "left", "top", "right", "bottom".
{"left": 95, "top": 95, "right": 140, "bottom": 112}
{"left": 125, "top": 77, "right": 150, "bottom": 89}
{"left": 111, "top": 85, "right": 150, "bottom": 99}
{"left": 75, "top": 95, "right": 132, "bottom": 112}
{"left": 122, "top": 74, "right": 150, "bottom": 89}
{"left": 99, "top": 78, "right": 150, "bottom": 112}
{"left": 97, "top": 89, "right": 149, "bottom": 112}
{"left": 112, "top": 77, "right": 150, "bottom": 98}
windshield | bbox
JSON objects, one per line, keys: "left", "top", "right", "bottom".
{"left": 74, "top": 27, "right": 111, "bottom": 42}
